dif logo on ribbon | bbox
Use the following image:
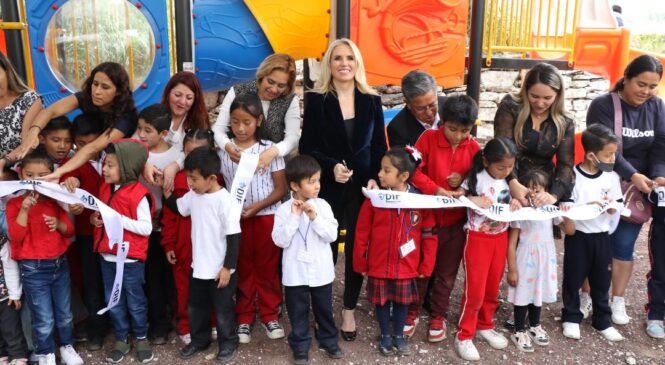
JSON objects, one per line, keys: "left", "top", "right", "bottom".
{"left": 378, "top": 192, "right": 401, "bottom": 203}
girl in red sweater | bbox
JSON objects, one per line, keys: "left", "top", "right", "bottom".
{"left": 161, "top": 129, "right": 215, "bottom": 345}
{"left": 7, "top": 149, "right": 83, "bottom": 364}
{"left": 353, "top": 147, "right": 437, "bottom": 356}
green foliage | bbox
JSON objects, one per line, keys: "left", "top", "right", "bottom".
{"left": 631, "top": 34, "right": 665, "bottom": 54}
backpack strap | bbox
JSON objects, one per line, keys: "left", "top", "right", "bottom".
{"left": 611, "top": 92, "right": 623, "bottom": 152}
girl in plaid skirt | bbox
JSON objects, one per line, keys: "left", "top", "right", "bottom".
{"left": 353, "top": 147, "right": 437, "bottom": 356}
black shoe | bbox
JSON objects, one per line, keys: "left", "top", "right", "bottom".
{"left": 293, "top": 351, "right": 309, "bottom": 365}
{"left": 215, "top": 347, "right": 236, "bottom": 363}
{"left": 86, "top": 335, "right": 103, "bottom": 351}
{"left": 179, "top": 344, "right": 208, "bottom": 359}
{"left": 340, "top": 329, "right": 356, "bottom": 341}
{"left": 378, "top": 335, "right": 394, "bottom": 356}
{"left": 393, "top": 335, "right": 411, "bottom": 356}
{"left": 322, "top": 346, "right": 343, "bottom": 359}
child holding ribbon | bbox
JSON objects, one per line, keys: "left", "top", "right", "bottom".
{"left": 455, "top": 137, "right": 522, "bottom": 361}
{"left": 353, "top": 147, "right": 437, "bottom": 357}
{"left": 6, "top": 150, "right": 83, "bottom": 365}
{"left": 506, "top": 170, "right": 575, "bottom": 352}
{"left": 218, "top": 94, "right": 287, "bottom": 343}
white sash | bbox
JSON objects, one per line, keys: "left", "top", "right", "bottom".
{"left": 656, "top": 186, "right": 665, "bottom": 207}
{"left": 228, "top": 153, "right": 260, "bottom": 224}
{"left": 362, "top": 188, "right": 623, "bottom": 222}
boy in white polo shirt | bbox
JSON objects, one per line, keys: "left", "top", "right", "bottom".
{"left": 560, "top": 124, "right": 624, "bottom": 342}
{"left": 272, "top": 155, "right": 343, "bottom": 365}
{"left": 165, "top": 147, "right": 241, "bottom": 364}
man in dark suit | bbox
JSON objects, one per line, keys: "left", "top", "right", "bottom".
{"left": 387, "top": 70, "right": 447, "bottom": 147}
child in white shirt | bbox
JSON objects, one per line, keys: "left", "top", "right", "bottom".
{"left": 272, "top": 155, "right": 342, "bottom": 364}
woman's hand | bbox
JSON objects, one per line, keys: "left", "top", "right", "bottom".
{"left": 39, "top": 170, "right": 63, "bottom": 183}
{"left": 509, "top": 198, "right": 523, "bottom": 211}
{"left": 61, "top": 177, "right": 80, "bottom": 193}
{"left": 508, "top": 179, "right": 530, "bottom": 207}
{"left": 16, "top": 128, "right": 40, "bottom": 159}
{"left": 631, "top": 173, "right": 654, "bottom": 193}
{"left": 333, "top": 163, "right": 353, "bottom": 184}
{"left": 162, "top": 162, "right": 180, "bottom": 193}
{"left": 469, "top": 196, "right": 493, "bottom": 209}
{"left": 142, "top": 163, "right": 163, "bottom": 186}
{"left": 447, "top": 173, "right": 463, "bottom": 188}
{"left": 225, "top": 143, "right": 242, "bottom": 163}
{"left": 530, "top": 191, "right": 557, "bottom": 207}
{"left": 257, "top": 147, "right": 279, "bottom": 175}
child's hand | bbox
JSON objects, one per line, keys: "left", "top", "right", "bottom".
{"left": 241, "top": 204, "right": 260, "bottom": 218}
{"left": 90, "top": 212, "right": 103, "bottom": 227}
{"left": 469, "top": 196, "right": 493, "bottom": 209}
{"left": 166, "top": 250, "right": 176, "bottom": 265}
{"left": 8, "top": 299, "right": 21, "bottom": 310}
{"left": 61, "top": 177, "right": 80, "bottom": 193}
{"left": 366, "top": 179, "right": 379, "bottom": 190}
{"left": 43, "top": 214, "right": 59, "bottom": 232}
{"left": 417, "top": 274, "right": 426, "bottom": 279}
{"left": 509, "top": 198, "right": 522, "bottom": 211}
{"left": 303, "top": 202, "right": 317, "bottom": 221}
{"left": 435, "top": 187, "right": 454, "bottom": 198}
{"left": 607, "top": 208, "right": 617, "bottom": 215}
{"left": 291, "top": 200, "right": 304, "bottom": 215}
{"left": 530, "top": 191, "right": 557, "bottom": 207}
{"left": 507, "top": 270, "right": 518, "bottom": 287}
{"left": 446, "top": 173, "right": 463, "bottom": 188}
{"left": 451, "top": 188, "right": 465, "bottom": 198}
{"left": 216, "top": 267, "right": 231, "bottom": 288}
{"left": 163, "top": 187, "right": 172, "bottom": 199}
{"left": 559, "top": 203, "right": 572, "bottom": 212}
{"left": 21, "top": 193, "right": 37, "bottom": 211}
{"left": 69, "top": 203, "right": 85, "bottom": 215}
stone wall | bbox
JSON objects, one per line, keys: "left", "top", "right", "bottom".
{"left": 203, "top": 69, "right": 611, "bottom": 138}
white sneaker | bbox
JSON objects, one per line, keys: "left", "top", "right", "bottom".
{"left": 611, "top": 298, "right": 631, "bottom": 325}
{"left": 179, "top": 333, "right": 191, "bottom": 345}
{"left": 454, "top": 337, "right": 480, "bottom": 361}
{"left": 510, "top": 331, "right": 534, "bottom": 352}
{"left": 403, "top": 316, "right": 419, "bottom": 338}
{"left": 263, "top": 320, "right": 285, "bottom": 339}
{"left": 579, "top": 293, "right": 592, "bottom": 319}
{"left": 211, "top": 328, "right": 217, "bottom": 340}
{"left": 59, "top": 345, "right": 83, "bottom": 365}
{"left": 562, "top": 322, "right": 581, "bottom": 340}
{"left": 528, "top": 325, "right": 550, "bottom": 346}
{"left": 646, "top": 320, "right": 665, "bottom": 339}
{"left": 599, "top": 327, "right": 624, "bottom": 342}
{"left": 477, "top": 328, "right": 508, "bottom": 349}
{"left": 237, "top": 323, "right": 252, "bottom": 344}
{"left": 37, "top": 353, "right": 56, "bottom": 365}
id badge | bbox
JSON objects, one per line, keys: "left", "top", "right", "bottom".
{"left": 297, "top": 249, "right": 314, "bottom": 263}
{"left": 399, "top": 239, "right": 416, "bottom": 258}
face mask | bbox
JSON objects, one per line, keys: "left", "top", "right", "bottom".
{"left": 593, "top": 154, "right": 614, "bottom": 173}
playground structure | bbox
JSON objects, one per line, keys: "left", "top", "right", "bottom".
{"left": 0, "top": 0, "right": 662, "bottom": 109}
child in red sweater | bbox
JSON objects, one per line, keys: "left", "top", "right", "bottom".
{"left": 407, "top": 95, "right": 481, "bottom": 342}
{"left": 7, "top": 150, "right": 83, "bottom": 365}
{"left": 353, "top": 147, "right": 437, "bottom": 357}
{"left": 161, "top": 129, "right": 215, "bottom": 345}
{"left": 61, "top": 114, "right": 107, "bottom": 351}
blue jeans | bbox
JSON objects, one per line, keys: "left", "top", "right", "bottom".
{"left": 19, "top": 256, "right": 75, "bottom": 355}
{"left": 100, "top": 259, "right": 148, "bottom": 341}
{"left": 611, "top": 219, "right": 644, "bottom": 261}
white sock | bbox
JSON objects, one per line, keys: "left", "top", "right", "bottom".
{"left": 613, "top": 296, "right": 625, "bottom": 305}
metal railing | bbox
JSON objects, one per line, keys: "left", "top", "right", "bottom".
{"left": 483, "top": 0, "right": 581, "bottom": 66}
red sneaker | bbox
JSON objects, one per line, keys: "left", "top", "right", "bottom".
{"left": 403, "top": 312, "right": 419, "bottom": 338}
{"left": 428, "top": 316, "right": 447, "bottom": 342}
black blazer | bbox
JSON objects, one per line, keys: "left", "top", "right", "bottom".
{"left": 299, "top": 89, "right": 387, "bottom": 211}
{"left": 386, "top": 95, "right": 447, "bottom": 148}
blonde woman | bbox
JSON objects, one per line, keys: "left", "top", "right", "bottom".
{"left": 299, "top": 38, "right": 387, "bottom": 343}
{"left": 494, "top": 63, "right": 575, "bottom": 206}
{"left": 213, "top": 53, "right": 299, "bottom": 171}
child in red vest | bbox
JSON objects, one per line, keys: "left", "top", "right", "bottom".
{"left": 91, "top": 139, "right": 154, "bottom": 363}
{"left": 354, "top": 147, "right": 437, "bottom": 356}
{"left": 161, "top": 129, "right": 215, "bottom": 345}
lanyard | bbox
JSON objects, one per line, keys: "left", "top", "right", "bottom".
{"left": 401, "top": 212, "right": 413, "bottom": 244}
{"left": 298, "top": 219, "right": 311, "bottom": 250}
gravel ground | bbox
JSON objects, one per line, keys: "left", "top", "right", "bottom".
{"left": 75, "top": 225, "right": 664, "bottom": 364}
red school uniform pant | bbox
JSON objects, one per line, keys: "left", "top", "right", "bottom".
{"left": 235, "top": 215, "right": 282, "bottom": 324}
{"left": 171, "top": 238, "right": 193, "bottom": 335}
{"left": 457, "top": 230, "right": 508, "bottom": 341}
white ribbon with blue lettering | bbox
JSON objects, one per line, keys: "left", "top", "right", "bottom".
{"left": 0, "top": 180, "right": 125, "bottom": 313}
{"left": 362, "top": 188, "right": 623, "bottom": 222}
{"left": 656, "top": 187, "right": 665, "bottom": 207}
{"left": 228, "top": 153, "right": 260, "bottom": 226}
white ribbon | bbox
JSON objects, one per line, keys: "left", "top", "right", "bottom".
{"left": 656, "top": 187, "right": 665, "bottom": 207}
{"left": 0, "top": 180, "right": 126, "bottom": 313}
{"left": 362, "top": 188, "right": 623, "bottom": 222}
{"left": 228, "top": 153, "right": 259, "bottom": 224}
